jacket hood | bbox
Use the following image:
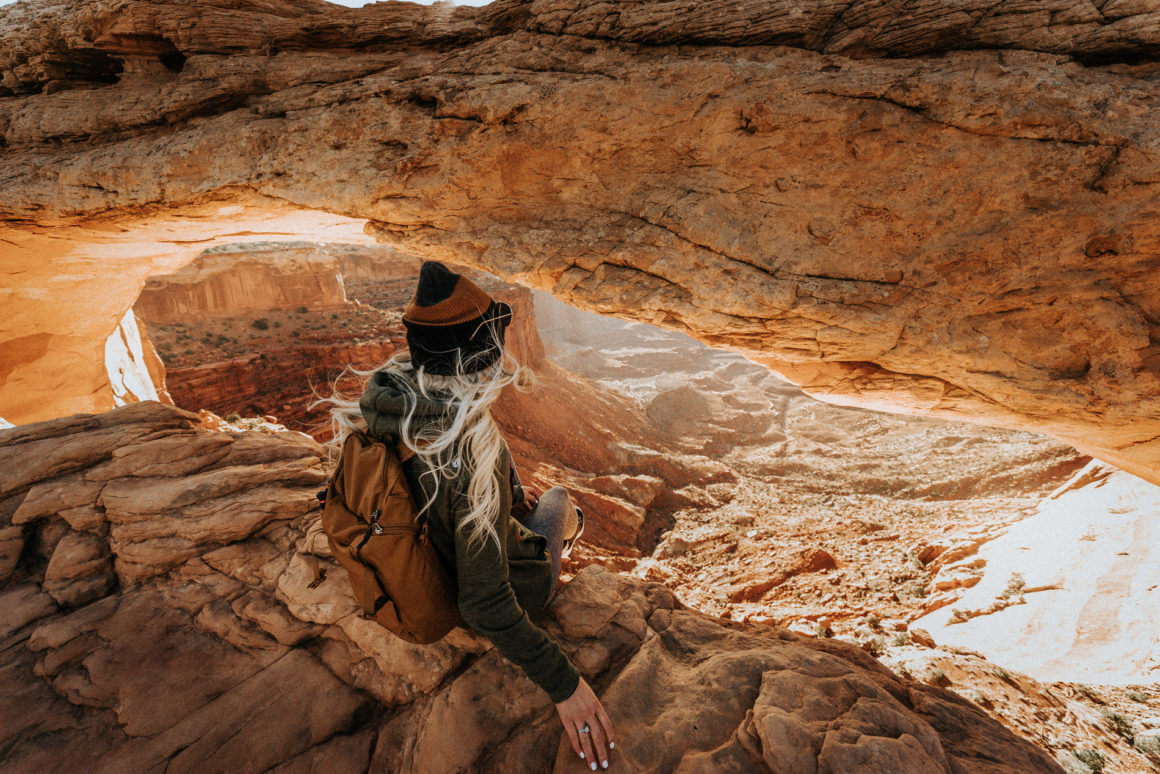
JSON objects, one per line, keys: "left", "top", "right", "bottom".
{"left": 359, "top": 368, "right": 453, "bottom": 441}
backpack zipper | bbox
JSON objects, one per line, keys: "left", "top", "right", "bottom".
{"left": 355, "top": 508, "right": 417, "bottom": 555}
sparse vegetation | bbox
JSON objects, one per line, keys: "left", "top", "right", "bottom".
{"left": 969, "top": 690, "right": 992, "bottom": 707}
{"left": 1127, "top": 690, "right": 1149, "bottom": 703}
{"left": 226, "top": 412, "right": 241, "bottom": 422}
{"left": 891, "top": 632, "right": 910, "bottom": 647}
{"left": 1102, "top": 709, "right": 1135, "bottom": 743}
{"left": 861, "top": 636, "right": 885, "bottom": 657}
{"left": 1075, "top": 684, "right": 1102, "bottom": 702}
{"left": 251, "top": 318, "right": 269, "bottom": 330}
{"left": 1135, "top": 733, "right": 1160, "bottom": 757}
{"left": 992, "top": 666, "right": 1012, "bottom": 682}
{"left": 1072, "top": 748, "right": 1106, "bottom": 773}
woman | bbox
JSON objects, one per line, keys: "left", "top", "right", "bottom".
{"left": 323, "top": 261, "right": 614, "bottom": 770}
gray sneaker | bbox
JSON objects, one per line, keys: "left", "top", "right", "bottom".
{"left": 561, "top": 506, "right": 585, "bottom": 558}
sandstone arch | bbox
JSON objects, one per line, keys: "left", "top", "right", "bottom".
{"left": 2, "top": 0, "right": 1159, "bottom": 483}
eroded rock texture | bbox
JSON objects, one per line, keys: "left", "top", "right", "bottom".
{"left": 135, "top": 244, "right": 350, "bottom": 324}
{"left": 2, "top": 0, "right": 1159, "bottom": 483}
{"left": 0, "top": 401, "right": 1063, "bottom": 773}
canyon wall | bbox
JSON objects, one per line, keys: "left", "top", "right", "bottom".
{"left": 0, "top": 401, "right": 1067, "bottom": 773}
{"left": 135, "top": 245, "right": 349, "bottom": 324}
{"left": 2, "top": 0, "right": 1159, "bottom": 485}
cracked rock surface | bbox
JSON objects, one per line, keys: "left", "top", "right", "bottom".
{"left": 0, "top": 400, "right": 1065, "bottom": 773}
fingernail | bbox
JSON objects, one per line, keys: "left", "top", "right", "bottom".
{"left": 609, "top": 743, "right": 615, "bottom": 750}
{"left": 602, "top": 762, "right": 609, "bottom": 769}
{"left": 579, "top": 752, "right": 585, "bottom": 759}
{"left": 590, "top": 764, "right": 597, "bottom": 772}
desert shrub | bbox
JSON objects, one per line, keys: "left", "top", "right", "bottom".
{"left": 251, "top": 318, "right": 269, "bottom": 330}
{"left": 1102, "top": 709, "right": 1135, "bottom": 743}
{"left": 1127, "top": 691, "right": 1149, "bottom": 703}
{"left": 992, "top": 666, "right": 1012, "bottom": 682}
{"left": 861, "top": 637, "right": 885, "bottom": 657}
{"left": 1075, "top": 684, "right": 1102, "bottom": 702}
{"left": 1072, "top": 748, "right": 1106, "bottom": 773}
{"left": 1135, "top": 733, "right": 1160, "bottom": 756}
{"left": 891, "top": 632, "right": 911, "bottom": 647}
{"left": 273, "top": 321, "right": 282, "bottom": 328}
{"left": 226, "top": 412, "right": 241, "bottom": 422}
{"left": 297, "top": 306, "right": 308, "bottom": 313}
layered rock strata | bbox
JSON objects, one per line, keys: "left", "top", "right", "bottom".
{"left": 0, "top": 401, "right": 1064, "bottom": 773}
{"left": 2, "top": 0, "right": 1158, "bottom": 484}
{"left": 135, "top": 244, "right": 350, "bottom": 324}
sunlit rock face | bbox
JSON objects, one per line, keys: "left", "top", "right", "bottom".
{"left": 914, "top": 459, "right": 1160, "bottom": 685}
{"left": 2, "top": 0, "right": 1160, "bottom": 484}
{"left": 105, "top": 307, "right": 171, "bottom": 409}
{"left": 135, "top": 245, "right": 349, "bottom": 324}
{"left": 0, "top": 204, "right": 374, "bottom": 426}
{"left": 0, "top": 402, "right": 1065, "bottom": 774}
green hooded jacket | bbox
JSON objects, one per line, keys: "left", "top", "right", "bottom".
{"left": 359, "top": 368, "right": 580, "bottom": 703}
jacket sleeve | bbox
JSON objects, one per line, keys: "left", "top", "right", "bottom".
{"left": 450, "top": 485, "right": 580, "bottom": 704}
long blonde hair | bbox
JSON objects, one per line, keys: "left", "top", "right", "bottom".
{"left": 313, "top": 347, "right": 533, "bottom": 553}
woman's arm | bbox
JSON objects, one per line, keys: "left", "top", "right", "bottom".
{"left": 452, "top": 507, "right": 580, "bottom": 703}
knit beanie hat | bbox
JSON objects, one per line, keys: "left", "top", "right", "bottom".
{"left": 402, "top": 261, "right": 513, "bottom": 375}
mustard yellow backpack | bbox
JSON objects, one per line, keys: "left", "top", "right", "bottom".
{"left": 320, "top": 429, "right": 461, "bottom": 643}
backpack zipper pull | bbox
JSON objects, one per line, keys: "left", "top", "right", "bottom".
{"left": 371, "top": 508, "right": 383, "bottom": 535}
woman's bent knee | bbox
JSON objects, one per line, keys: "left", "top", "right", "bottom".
{"left": 540, "top": 486, "right": 571, "bottom": 508}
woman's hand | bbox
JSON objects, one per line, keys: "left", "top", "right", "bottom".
{"left": 556, "top": 677, "right": 615, "bottom": 770}
{"left": 524, "top": 486, "right": 541, "bottom": 510}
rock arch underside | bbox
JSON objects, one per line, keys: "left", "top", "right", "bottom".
{"left": 2, "top": 0, "right": 1160, "bottom": 485}
{"left": 4, "top": 1, "right": 1160, "bottom": 772}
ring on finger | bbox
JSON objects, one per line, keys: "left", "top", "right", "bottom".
{"left": 579, "top": 723, "right": 591, "bottom": 734}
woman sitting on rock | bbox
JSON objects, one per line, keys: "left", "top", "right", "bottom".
{"left": 325, "top": 261, "right": 614, "bottom": 770}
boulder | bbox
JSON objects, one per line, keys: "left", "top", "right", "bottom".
{"left": 0, "top": 400, "right": 1064, "bottom": 772}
